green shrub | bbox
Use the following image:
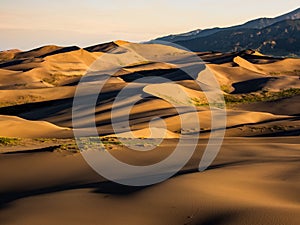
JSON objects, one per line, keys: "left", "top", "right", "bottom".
{"left": 0, "top": 137, "right": 19, "bottom": 145}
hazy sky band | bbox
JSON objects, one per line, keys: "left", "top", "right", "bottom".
{"left": 0, "top": 0, "right": 299, "bottom": 50}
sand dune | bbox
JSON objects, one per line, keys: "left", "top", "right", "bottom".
{"left": 0, "top": 115, "right": 72, "bottom": 138}
{"left": 235, "top": 95, "right": 300, "bottom": 115}
{"left": 233, "top": 56, "right": 266, "bottom": 75}
{"left": 0, "top": 41, "right": 299, "bottom": 225}
{"left": 143, "top": 83, "right": 195, "bottom": 106}
{"left": 107, "top": 127, "right": 179, "bottom": 139}
{"left": 207, "top": 64, "right": 265, "bottom": 86}
{"left": 262, "top": 75, "right": 300, "bottom": 91}
{"left": 0, "top": 49, "right": 103, "bottom": 89}
{"left": 15, "top": 45, "right": 63, "bottom": 59}
{"left": 0, "top": 86, "right": 76, "bottom": 107}
{"left": 255, "top": 58, "right": 300, "bottom": 74}
{"left": 208, "top": 57, "right": 300, "bottom": 94}
{"left": 84, "top": 41, "right": 119, "bottom": 53}
{"left": 0, "top": 49, "right": 21, "bottom": 61}
{"left": 0, "top": 68, "right": 51, "bottom": 89}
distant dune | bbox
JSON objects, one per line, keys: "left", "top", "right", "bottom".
{"left": 0, "top": 41, "right": 299, "bottom": 136}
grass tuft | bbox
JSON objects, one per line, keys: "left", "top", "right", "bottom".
{"left": 0, "top": 137, "right": 20, "bottom": 146}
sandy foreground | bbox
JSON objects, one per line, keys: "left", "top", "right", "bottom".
{"left": 0, "top": 138, "right": 299, "bottom": 225}
{"left": 0, "top": 41, "right": 299, "bottom": 224}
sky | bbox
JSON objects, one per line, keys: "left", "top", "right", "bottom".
{"left": 0, "top": 0, "right": 299, "bottom": 50}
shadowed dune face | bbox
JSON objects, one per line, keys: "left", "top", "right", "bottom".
{"left": 0, "top": 41, "right": 299, "bottom": 224}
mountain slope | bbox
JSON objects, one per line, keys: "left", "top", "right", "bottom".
{"left": 155, "top": 8, "right": 300, "bottom": 43}
{"left": 175, "top": 19, "right": 300, "bottom": 56}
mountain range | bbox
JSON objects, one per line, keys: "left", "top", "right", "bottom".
{"left": 154, "top": 8, "right": 300, "bottom": 57}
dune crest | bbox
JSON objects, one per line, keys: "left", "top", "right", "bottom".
{"left": 233, "top": 56, "right": 266, "bottom": 75}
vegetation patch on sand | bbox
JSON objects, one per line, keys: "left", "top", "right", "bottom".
{"left": 191, "top": 88, "right": 300, "bottom": 106}
{"left": 0, "top": 137, "right": 20, "bottom": 146}
{"left": 76, "top": 137, "right": 124, "bottom": 151}
{"left": 0, "top": 95, "right": 44, "bottom": 108}
{"left": 269, "top": 70, "right": 300, "bottom": 76}
{"left": 224, "top": 88, "right": 300, "bottom": 104}
{"left": 54, "top": 143, "right": 79, "bottom": 153}
{"left": 77, "top": 136, "right": 160, "bottom": 150}
{"left": 42, "top": 74, "right": 81, "bottom": 86}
